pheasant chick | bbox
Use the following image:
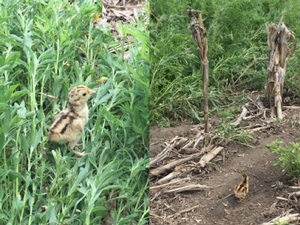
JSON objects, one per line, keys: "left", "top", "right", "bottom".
{"left": 48, "top": 85, "right": 95, "bottom": 157}
{"left": 234, "top": 173, "right": 249, "bottom": 203}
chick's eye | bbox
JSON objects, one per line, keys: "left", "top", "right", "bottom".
{"left": 82, "top": 93, "right": 87, "bottom": 96}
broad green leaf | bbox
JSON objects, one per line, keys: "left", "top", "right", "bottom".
{"left": 19, "top": 134, "right": 29, "bottom": 153}
{"left": 32, "top": 127, "right": 43, "bottom": 148}
{"left": 16, "top": 101, "right": 27, "bottom": 119}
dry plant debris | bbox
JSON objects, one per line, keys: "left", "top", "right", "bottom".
{"left": 266, "top": 14, "right": 296, "bottom": 120}
{"left": 150, "top": 91, "right": 300, "bottom": 224}
{"left": 93, "top": 0, "right": 147, "bottom": 60}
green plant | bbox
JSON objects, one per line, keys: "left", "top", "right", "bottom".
{"left": 267, "top": 139, "right": 300, "bottom": 178}
{"left": 0, "top": 0, "right": 149, "bottom": 224}
{"left": 206, "top": 162, "right": 220, "bottom": 171}
{"left": 214, "top": 112, "right": 253, "bottom": 145}
{"left": 272, "top": 219, "right": 290, "bottom": 225}
{"left": 150, "top": 0, "right": 300, "bottom": 126}
{"left": 290, "top": 120, "right": 300, "bottom": 128}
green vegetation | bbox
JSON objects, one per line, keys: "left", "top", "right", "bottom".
{"left": 0, "top": 0, "right": 149, "bottom": 224}
{"left": 273, "top": 220, "right": 290, "bottom": 225}
{"left": 150, "top": 0, "right": 300, "bottom": 126}
{"left": 267, "top": 140, "right": 300, "bottom": 178}
{"left": 215, "top": 119, "right": 253, "bottom": 145}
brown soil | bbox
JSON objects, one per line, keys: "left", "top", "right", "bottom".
{"left": 150, "top": 108, "right": 300, "bottom": 225}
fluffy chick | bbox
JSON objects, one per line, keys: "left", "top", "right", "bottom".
{"left": 48, "top": 85, "right": 95, "bottom": 157}
{"left": 234, "top": 173, "right": 249, "bottom": 203}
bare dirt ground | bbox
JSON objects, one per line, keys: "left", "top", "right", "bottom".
{"left": 150, "top": 106, "right": 300, "bottom": 225}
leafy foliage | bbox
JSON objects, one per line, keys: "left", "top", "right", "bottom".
{"left": 267, "top": 140, "right": 300, "bottom": 178}
{"left": 150, "top": 0, "right": 300, "bottom": 126}
{"left": 215, "top": 113, "right": 253, "bottom": 145}
{"left": 0, "top": 0, "right": 149, "bottom": 224}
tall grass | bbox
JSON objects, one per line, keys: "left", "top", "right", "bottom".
{"left": 150, "top": 0, "right": 300, "bottom": 126}
{"left": 0, "top": 0, "right": 149, "bottom": 224}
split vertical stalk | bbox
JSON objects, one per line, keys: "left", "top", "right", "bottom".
{"left": 267, "top": 14, "right": 296, "bottom": 119}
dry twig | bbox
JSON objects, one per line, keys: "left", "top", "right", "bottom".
{"left": 151, "top": 177, "right": 191, "bottom": 190}
{"left": 150, "top": 136, "right": 180, "bottom": 167}
{"left": 167, "top": 205, "right": 200, "bottom": 219}
{"left": 199, "top": 146, "right": 224, "bottom": 167}
{"left": 150, "top": 152, "right": 202, "bottom": 177}
{"left": 164, "top": 184, "right": 210, "bottom": 194}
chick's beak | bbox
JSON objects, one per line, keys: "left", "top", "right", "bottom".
{"left": 89, "top": 89, "right": 96, "bottom": 95}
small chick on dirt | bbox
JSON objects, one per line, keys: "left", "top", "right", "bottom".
{"left": 48, "top": 85, "right": 95, "bottom": 157}
{"left": 234, "top": 173, "right": 249, "bottom": 203}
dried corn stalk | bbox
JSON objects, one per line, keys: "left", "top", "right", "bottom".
{"left": 187, "top": 9, "right": 210, "bottom": 146}
{"left": 267, "top": 14, "right": 296, "bottom": 119}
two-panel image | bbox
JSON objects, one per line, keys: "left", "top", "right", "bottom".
{"left": 1, "top": 0, "right": 300, "bottom": 224}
